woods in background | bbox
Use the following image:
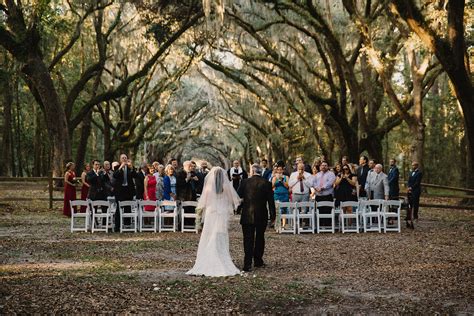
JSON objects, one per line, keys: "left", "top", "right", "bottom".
{"left": 0, "top": 0, "right": 471, "bottom": 188}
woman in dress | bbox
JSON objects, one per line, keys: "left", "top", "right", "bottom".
{"left": 272, "top": 165, "right": 289, "bottom": 227}
{"left": 334, "top": 164, "right": 358, "bottom": 223}
{"left": 80, "top": 163, "right": 91, "bottom": 212}
{"left": 163, "top": 164, "right": 177, "bottom": 212}
{"left": 63, "top": 162, "right": 77, "bottom": 217}
{"left": 144, "top": 165, "right": 157, "bottom": 211}
{"left": 187, "top": 167, "right": 241, "bottom": 277}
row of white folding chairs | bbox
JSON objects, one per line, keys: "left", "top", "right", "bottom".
{"left": 276, "top": 199, "right": 402, "bottom": 234}
{"left": 70, "top": 199, "right": 198, "bottom": 233}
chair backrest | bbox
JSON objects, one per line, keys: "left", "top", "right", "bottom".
{"left": 91, "top": 200, "right": 110, "bottom": 207}
{"left": 70, "top": 200, "right": 90, "bottom": 207}
{"left": 118, "top": 200, "right": 137, "bottom": 208}
{"left": 383, "top": 200, "right": 401, "bottom": 207}
{"left": 139, "top": 200, "right": 159, "bottom": 207}
{"left": 340, "top": 201, "right": 359, "bottom": 208}
{"left": 316, "top": 201, "right": 335, "bottom": 208}
{"left": 296, "top": 201, "right": 314, "bottom": 212}
{"left": 181, "top": 201, "right": 198, "bottom": 207}
{"left": 160, "top": 200, "right": 177, "bottom": 207}
{"left": 278, "top": 202, "right": 295, "bottom": 208}
{"left": 361, "top": 199, "right": 383, "bottom": 206}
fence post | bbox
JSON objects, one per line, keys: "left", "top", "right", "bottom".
{"left": 48, "top": 171, "right": 53, "bottom": 210}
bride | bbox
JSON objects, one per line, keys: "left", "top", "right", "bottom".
{"left": 186, "top": 166, "right": 241, "bottom": 277}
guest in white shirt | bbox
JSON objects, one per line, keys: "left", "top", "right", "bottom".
{"left": 312, "top": 162, "right": 336, "bottom": 225}
{"left": 289, "top": 163, "right": 313, "bottom": 213}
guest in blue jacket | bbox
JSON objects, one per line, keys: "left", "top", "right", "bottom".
{"left": 407, "top": 161, "right": 422, "bottom": 229}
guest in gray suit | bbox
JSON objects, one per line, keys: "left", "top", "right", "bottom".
{"left": 364, "top": 164, "right": 389, "bottom": 200}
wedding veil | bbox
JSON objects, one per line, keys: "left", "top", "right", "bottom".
{"left": 197, "top": 166, "right": 241, "bottom": 213}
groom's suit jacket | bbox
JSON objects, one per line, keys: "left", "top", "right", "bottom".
{"left": 237, "top": 175, "right": 276, "bottom": 226}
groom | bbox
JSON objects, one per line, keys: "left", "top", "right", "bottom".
{"left": 237, "top": 163, "right": 276, "bottom": 272}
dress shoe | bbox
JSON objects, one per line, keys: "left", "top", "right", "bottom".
{"left": 242, "top": 266, "right": 252, "bottom": 272}
{"left": 254, "top": 263, "right": 266, "bottom": 268}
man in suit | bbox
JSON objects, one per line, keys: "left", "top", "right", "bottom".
{"left": 237, "top": 164, "right": 276, "bottom": 272}
{"left": 135, "top": 163, "right": 147, "bottom": 200}
{"left": 261, "top": 159, "right": 272, "bottom": 181}
{"left": 365, "top": 164, "right": 389, "bottom": 200}
{"left": 407, "top": 161, "right": 422, "bottom": 227}
{"left": 113, "top": 154, "right": 137, "bottom": 231}
{"left": 387, "top": 159, "right": 400, "bottom": 199}
{"left": 87, "top": 160, "right": 108, "bottom": 201}
{"left": 356, "top": 156, "right": 370, "bottom": 198}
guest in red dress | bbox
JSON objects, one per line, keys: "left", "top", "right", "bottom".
{"left": 144, "top": 165, "right": 157, "bottom": 211}
{"left": 63, "top": 162, "right": 77, "bottom": 217}
{"left": 80, "top": 163, "right": 91, "bottom": 212}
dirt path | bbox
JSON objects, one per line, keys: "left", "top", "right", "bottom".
{"left": 0, "top": 190, "right": 473, "bottom": 314}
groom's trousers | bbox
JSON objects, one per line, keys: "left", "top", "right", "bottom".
{"left": 242, "top": 224, "right": 266, "bottom": 268}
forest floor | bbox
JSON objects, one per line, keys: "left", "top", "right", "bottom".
{"left": 0, "top": 183, "right": 473, "bottom": 314}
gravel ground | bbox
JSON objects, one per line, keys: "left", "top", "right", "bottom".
{"left": 0, "top": 186, "right": 473, "bottom": 314}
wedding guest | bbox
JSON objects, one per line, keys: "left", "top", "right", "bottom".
{"left": 86, "top": 159, "right": 108, "bottom": 201}
{"left": 103, "top": 160, "right": 114, "bottom": 196}
{"left": 341, "top": 156, "right": 349, "bottom": 166}
{"left": 169, "top": 158, "right": 179, "bottom": 171}
{"left": 163, "top": 164, "right": 177, "bottom": 202}
{"left": 196, "top": 161, "right": 210, "bottom": 195}
{"left": 261, "top": 159, "right": 272, "bottom": 181}
{"left": 272, "top": 165, "right": 289, "bottom": 227}
{"left": 289, "top": 163, "right": 313, "bottom": 205}
{"left": 135, "top": 163, "right": 147, "bottom": 200}
{"left": 176, "top": 161, "right": 198, "bottom": 202}
{"left": 144, "top": 165, "right": 157, "bottom": 211}
{"left": 63, "top": 162, "right": 77, "bottom": 217}
{"left": 80, "top": 163, "right": 91, "bottom": 212}
{"left": 365, "top": 164, "right": 389, "bottom": 200}
{"left": 356, "top": 156, "right": 370, "bottom": 198}
{"left": 388, "top": 158, "right": 400, "bottom": 200}
{"left": 333, "top": 162, "right": 342, "bottom": 175}
{"left": 312, "top": 161, "right": 336, "bottom": 225}
{"left": 153, "top": 164, "right": 165, "bottom": 201}
{"left": 407, "top": 161, "right": 422, "bottom": 228}
{"left": 113, "top": 154, "right": 137, "bottom": 231}
{"left": 334, "top": 164, "right": 358, "bottom": 222}
{"left": 312, "top": 163, "right": 319, "bottom": 176}
{"left": 293, "top": 156, "right": 312, "bottom": 173}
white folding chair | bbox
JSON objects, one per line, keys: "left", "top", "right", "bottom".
{"left": 181, "top": 201, "right": 198, "bottom": 233}
{"left": 315, "top": 201, "right": 335, "bottom": 233}
{"left": 70, "top": 200, "right": 90, "bottom": 233}
{"left": 138, "top": 200, "right": 159, "bottom": 232}
{"left": 278, "top": 202, "right": 296, "bottom": 234}
{"left": 90, "top": 200, "right": 112, "bottom": 233}
{"left": 340, "top": 201, "right": 360, "bottom": 233}
{"left": 361, "top": 199, "right": 383, "bottom": 233}
{"left": 159, "top": 200, "right": 178, "bottom": 232}
{"left": 118, "top": 200, "right": 138, "bottom": 233}
{"left": 296, "top": 201, "right": 315, "bottom": 234}
{"left": 382, "top": 200, "right": 402, "bottom": 233}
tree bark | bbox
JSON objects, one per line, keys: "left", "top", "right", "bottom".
{"left": 22, "top": 55, "right": 71, "bottom": 178}
{"left": 391, "top": 0, "right": 474, "bottom": 188}
{"left": 75, "top": 111, "right": 92, "bottom": 171}
{"left": 0, "top": 74, "right": 13, "bottom": 176}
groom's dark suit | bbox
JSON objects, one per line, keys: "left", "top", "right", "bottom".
{"left": 237, "top": 174, "right": 276, "bottom": 271}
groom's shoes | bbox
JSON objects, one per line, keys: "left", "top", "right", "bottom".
{"left": 243, "top": 266, "right": 252, "bottom": 272}
{"left": 254, "top": 263, "right": 266, "bottom": 269}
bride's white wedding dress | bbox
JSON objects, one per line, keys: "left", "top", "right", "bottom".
{"left": 186, "top": 167, "right": 241, "bottom": 277}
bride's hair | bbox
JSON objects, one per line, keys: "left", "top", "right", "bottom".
{"left": 215, "top": 168, "right": 224, "bottom": 194}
